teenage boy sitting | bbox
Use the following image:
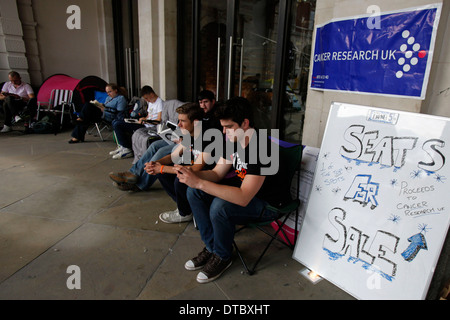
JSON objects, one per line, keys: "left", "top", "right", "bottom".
{"left": 175, "top": 97, "right": 285, "bottom": 283}
{"left": 108, "top": 90, "right": 220, "bottom": 192}
{"left": 144, "top": 102, "right": 213, "bottom": 223}
{"left": 111, "top": 85, "right": 163, "bottom": 159}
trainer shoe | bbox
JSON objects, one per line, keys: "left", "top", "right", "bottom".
{"left": 109, "top": 145, "right": 122, "bottom": 156}
{"left": 112, "top": 147, "right": 133, "bottom": 160}
{"left": 185, "top": 248, "right": 213, "bottom": 271}
{"left": 109, "top": 171, "right": 138, "bottom": 184}
{"left": 159, "top": 209, "right": 193, "bottom": 224}
{"left": 14, "top": 115, "right": 22, "bottom": 123}
{"left": 1, "top": 125, "right": 12, "bottom": 133}
{"left": 196, "top": 254, "right": 232, "bottom": 284}
{"left": 112, "top": 181, "right": 140, "bottom": 192}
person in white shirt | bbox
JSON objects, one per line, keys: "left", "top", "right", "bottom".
{"left": 0, "top": 71, "right": 35, "bottom": 132}
{"left": 111, "top": 85, "right": 163, "bottom": 159}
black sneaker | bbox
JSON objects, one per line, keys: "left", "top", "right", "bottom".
{"left": 185, "top": 248, "right": 212, "bottom": 271}
{"left": 196, "top": 253, "right": 232, "bottom": 283}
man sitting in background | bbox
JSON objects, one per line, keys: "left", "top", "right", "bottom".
{"left": 110, "top": 86, "right": 163, "bottom": 159}
{"left": 1, "top": 71, "right": 35, "bottom": 133}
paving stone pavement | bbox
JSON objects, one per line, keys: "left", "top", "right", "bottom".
{"left": 0, "top": 126, "right": 356, "bottom": 301}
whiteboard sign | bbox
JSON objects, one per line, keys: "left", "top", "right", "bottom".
{"left": 293, "top": 103, "right": 450, "bottom": 300}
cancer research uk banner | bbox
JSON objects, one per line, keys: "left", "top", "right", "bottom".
{"left": 310, "top": 4, "right": 442, "bottom": 99}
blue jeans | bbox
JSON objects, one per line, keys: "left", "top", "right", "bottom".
{"left": 129, "top": 140, "right": 174, "bottom": 190}
{"left": 186, "top": 188, "right": 278, "bottom": 260}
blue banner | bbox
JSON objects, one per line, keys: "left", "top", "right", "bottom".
{"left": 310, "top": 5, "right": 441, "bottom": 99}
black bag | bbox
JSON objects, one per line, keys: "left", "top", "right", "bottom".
{"left": 32, "top": 115, "right": 54, "bottom": 134}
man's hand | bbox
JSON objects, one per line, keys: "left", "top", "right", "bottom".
{"left": 138, "top": 117, "right": 147, "bottom": 125}
{"left": 144, "top": 161, "right": 161, "bottom": 175}
{"left": 1, "top": 92, "right": 20, "bottom": 100}
{"left": 175, "top": 165, "right": 202, "bottom": 189}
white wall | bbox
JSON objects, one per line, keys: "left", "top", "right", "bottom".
{"left": 31, "top": 0, "right": 115, "bottom": 83}
{"left": 303, "top": 0, "right": 449, "bottom": 148}
{"left": 0, "top": 0, "right": 30, "bottom": 83}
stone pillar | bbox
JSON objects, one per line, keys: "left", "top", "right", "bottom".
{"left": 0, "top": 0, "right": 30, "bottom": 83}
{"left": 17, "top": 0, "right": 42, "bottom": 85}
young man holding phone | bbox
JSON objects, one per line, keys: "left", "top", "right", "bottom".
{"left": 176, "top": 97, "right": 284, "bottom": 283}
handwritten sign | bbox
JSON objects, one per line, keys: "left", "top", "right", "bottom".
{"left": 293, "top": 103, "right": 450, "bottom": 300}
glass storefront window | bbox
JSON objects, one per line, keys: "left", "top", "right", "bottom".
{"left": 283, "top": 0, "right": 316, "bottom": 144}
{"left": 235, "top": 0, "right": 280, "bottom": 130}
{"left": 178, "top": 0, "right": 316, "bottom": 142}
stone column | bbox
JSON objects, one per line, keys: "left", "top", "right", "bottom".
{"left": 17, "top": 0, "right": 42, "bottom": 85}
{"left": 0, "top": 0, "right": 31, "bottom": 84}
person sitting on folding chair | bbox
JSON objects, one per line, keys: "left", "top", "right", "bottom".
{"left": 176, "top": 97, "right": 287, "bottom": 284}
{"left": 110, "top": 85, "right": 163, "bottom": 159}
{"left": 0, "top": 71, "right": 35, "bottom": 133}
{"left": 68, "top": 83, "right": 127, "bottom": 144}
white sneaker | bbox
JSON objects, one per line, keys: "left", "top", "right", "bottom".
{"left": 159, "top": 209, "right": 193, "bottom": 224}
{"left": 109, "top": 145, "right": 122, "bottom": 155}
{"left": 14, "top": 115, "right": 22, "bottom": 123}
{"left": 112, "top": 147, "right": 133, "bottom": 160}
{"left": 1, "top": 125, "right": 11, "bottom": 133}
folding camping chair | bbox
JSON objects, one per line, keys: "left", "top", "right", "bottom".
{"left": 233, "top": 139, "right": 303, "bottom": 275}
{"left": 89, "top": 120, "right": 115, "bottom": 142}
{"left": 37, "top": 89, "right": 74, "bottom": 126}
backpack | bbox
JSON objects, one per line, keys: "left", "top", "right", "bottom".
{"left": 31, "top": 115, "right": 54, "bottom": 134}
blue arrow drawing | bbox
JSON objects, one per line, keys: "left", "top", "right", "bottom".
{"left": 401, "top": 233, "right": 428, "bottom": 262}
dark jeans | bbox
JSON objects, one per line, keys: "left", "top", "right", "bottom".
{"left": 71, "top": 103, "right": 103, "bottom": 141}
{"left": 113, "top": 120, "right": 144, "bottom": 149}
{"left": 157, "top": 173, "right": 191, "bottom": 216}
{"left": 2, "top": 96, "right": 27, "bottom": 126}
{"left": 186, "top": 188, "right": 278, "bottom": 260}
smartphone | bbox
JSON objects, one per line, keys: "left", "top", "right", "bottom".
{"left": 166, "top": 121, "right": 178, "bottom": 131}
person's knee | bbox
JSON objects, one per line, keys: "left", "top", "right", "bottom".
{"left": 112, "top": 120, "right": 122, "bottom": 130}
{"left": 210, "top": 198, "right": 231, "bottom": 222}
{"left": 186, "top": 187, "right": 201, "bottom": 202}
{"left": 174, "top": 178, "right": 186, "bottom": 193}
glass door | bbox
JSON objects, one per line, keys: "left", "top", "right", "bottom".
{"left": 112, "top": 0, "right": 140, "bottom": 97}
{"left": 282, "top": 0, "right": 315, "bottom": 144}
{"left": 227, "top": 0, "right": 280, "bottom": 129}
{"left": 190, "top": 0, "right": 285, "bottom": 131}
{"left": 197, "top": 0, "right": 280, "bottom": 129}
{"left": 196, "top": 1, "right": 228, "bottom": 99}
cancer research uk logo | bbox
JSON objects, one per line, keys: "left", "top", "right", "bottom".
{"left": 310, "top": 6, "right": 440, "bottom": 99}
{"left": 396, "top": 30, "right": 428, "bottom": 79}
